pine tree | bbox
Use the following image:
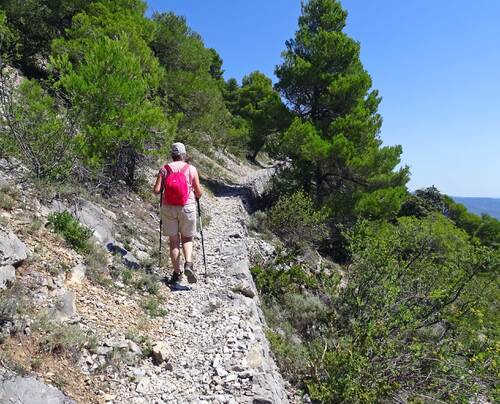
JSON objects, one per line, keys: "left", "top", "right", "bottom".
{"left": 275, "top": 0, "right": 409, "bottom": 220}
{"left": 237, "top": 71, "right": 289, "bottom": 160}
{"left": 150, "top": 12, "right": 232, "bottom": 147}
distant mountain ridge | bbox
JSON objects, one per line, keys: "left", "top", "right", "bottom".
{"left": 451, "top": 196, "right": 500, "bottom": 219}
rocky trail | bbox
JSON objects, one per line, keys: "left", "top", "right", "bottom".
{"left": 110, "top": 169, "right": 292, "bottom": 403}
{"left": 0, "top": 158, "right": 298, "bottom": 404}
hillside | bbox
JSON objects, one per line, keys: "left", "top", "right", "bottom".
{"left": 0, "top": 155, "right": 298, "bottom": 403}
{"left": 452, "top": 196, "right": 500, "bottom": 219}
{"left": 1, "top": 1, "right": 499, "bottom": 402}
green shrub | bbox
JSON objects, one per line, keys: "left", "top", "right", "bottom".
{"left": 0, "top": 285, "right": 26, "bottom": 329}
{"left": 266, "top": 329, "right": 309, "bottom": 384}
{"left": 0, "top": 185, "right": 18, "bottom": 210}
{"left": 134, "top": 273, "right": 160, "bottom": 295}
{"left": 259, "top": 292, "right": 324, "bottom": 385}
{"left": 125, "top": 330, "right": 153, "bottom": 359}
{"left": 247, "top": 210, "right": 275, "bottom": 241}
{"left": 30, "top": 357, "right": 43, "bottom": 371}
{"left": 39, "top": 323, "right": 89, "bottom": 358}
{"left": 27, "top": 217, "right": 43, "bottom": 234}
{"left": 306, "top": 215, "right": 500, "bottom": 402}
{"left": 48, "top": 211, "right": 92, "bottom": 253}
{"left": 84, "top": 242, "right": 110, "bottom": 286}
{"left": 121, "top": 269, "right": 133, "bottom": 284}
{"left": 248, "top": 210, "right": 267, "bottom": 233}
{"left": 54, "top": 34, "right": 172, "bottom": 186}
{"left": 267, "top": 190, "right": 328, "bottom": 248}
{"left": 282, "top": 292, "right": 330, "bottom": 337}
{"left": 0, "top": 10, "right": 19, "bottom": 64}
{"left": 34, "top": 311, "right": 92, "bottom": 360}
{"left": 400, "top": 187, "right": 500, "bottom": 248}
{"left": 251, "top": 262, "right": 319, "bottom": 299}
{"left": 257, "top": 214, "right": 499, "bottom": 402}
{"left": 0, "top": 193, "right": 14, "bottom": 211}
{"left": 0, "top": 79, "right": 75, "bottom": 181}
{"left": 141, "top": 296, "right": 167, "bottom": 318}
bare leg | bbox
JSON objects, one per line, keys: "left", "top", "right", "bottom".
{"left": 169, "top": 235, "right": 181, "bottom": 273}
{"left": 181, "top": 236, "right": 193, "bottom": 263}
{"left": 181, "top": 235, "right": 196, "bottom": 283}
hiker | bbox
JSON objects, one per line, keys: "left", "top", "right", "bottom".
{"left": 154, "top": 142, "right": 203, "bottom": 284}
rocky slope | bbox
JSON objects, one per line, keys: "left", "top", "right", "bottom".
{"left": 0, "top": 156, "right": 298, "bottom": 403}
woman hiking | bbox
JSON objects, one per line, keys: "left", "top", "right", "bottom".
{"left": 154, "top": 142, "right": 203, "bottom": 284}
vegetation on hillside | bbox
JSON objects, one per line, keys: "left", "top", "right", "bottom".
{"left": 250, "top": 1, "right": 499, "bottom": 402}
{"left": 0, "top": 0, "right": 498, "bottom": 402}
{"left": 0, "top": 0, "right": 285, "bottom": 186}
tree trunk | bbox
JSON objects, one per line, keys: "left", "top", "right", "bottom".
{"left": 314, "top": 164, "right": 324, "bottom": 204}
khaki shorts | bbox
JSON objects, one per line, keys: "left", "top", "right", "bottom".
{"left": 161, "top": 204, "right": 197, "bottom": 237}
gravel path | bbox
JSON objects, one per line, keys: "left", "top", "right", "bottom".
{"left": 113, "top": 169, "right": 295, "bottom": 404}
{"left": 0, "top": 158, "right": 297, "bottom": 404}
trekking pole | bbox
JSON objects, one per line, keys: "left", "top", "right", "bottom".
{"left": 197, "top": 198, "right": 208, "bottom": 281}
{"left": 158, "top": 189, "right": 163, "bottom": 271}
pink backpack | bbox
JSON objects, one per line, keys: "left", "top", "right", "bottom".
{"left": 162, "top": 163, "right": 190, "bottom": 206}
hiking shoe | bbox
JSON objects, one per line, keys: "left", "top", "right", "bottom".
{"left": 169, "top": 271, "right": 182, "bottom": 285}
{"left": 184, "top": 262, "right": 197, "bottom": 284}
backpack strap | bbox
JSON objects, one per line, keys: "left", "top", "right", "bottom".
{"left": 164, "top": 164, "right": 173, "bottom": 174}
{"left": 181, "top": 163, "right": 193, "bottom": 183}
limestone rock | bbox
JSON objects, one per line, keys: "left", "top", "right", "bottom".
{"left": 136, "top": 377, "right": 151, "bottom": 394}
{"left": 75, "top": 199, "right": 116, "bottom": 246}
{"left": 0, "top": 374, "right": 75, "bottom": 404}
{"left": 67, "top": 263, "right": 86, "bottom": 285}
{"left": 0, "top": 265, "right": 15, "bottom": 289}
{"left": 123, "top": 251, "right": 140, "bottom": 269}
{"left": 253, "top": 398, "right": 273, "bottom": 404}
{"left": 233, "top": 281, "right": 255, "bottom": 298}
{"left": 247, "top": 344, "right": 263, "bottom": 369}
{"left": 54, "top": 289, "right": 76, "bottom": 321}
{"left": 246, "top": 167, "right": 276, "bottom": 200}
{"left": 135, "top": 250, "right": 150, "bottom": 262}
{"left": 216, "top": 367, "right": 228, "bottom": 377}
{"left": 0, "top": 229, "right": 29, "bottom": 266}
{"left": 130, "top": 367, "right": 146, "bottom": 378}
{"left": 152, "top": 341, "right": 170, "bottom": 364}
{"left": 51, "top": 198, "right": 115, "bottom": 246}
{"left": 300, "top": 247, "right": 322, "bottom": 273}
{"left": 96, "top": 346, "right": 113, "bottom": 355}
{"left": 0, "top": 174, "right": 8, "bottom": 188}
{"left": 128, "top": 340, "right": 142, "bottom": 355}
{"left": 106, "top": 241, "right": 140, "bottom": 269}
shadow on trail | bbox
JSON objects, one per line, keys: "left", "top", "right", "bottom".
{"left": 200, "top": 178, "right": 256, "bottom": 214}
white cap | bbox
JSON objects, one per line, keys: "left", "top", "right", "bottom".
{"left": 171, "top": 142, "right": 186, "bottom": 156}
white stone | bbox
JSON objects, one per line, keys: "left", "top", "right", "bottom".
{"left": 128, "top": 340, "right": 142, "bottom": 355}
{"left": 0, "top": 229, "right": 28, "bottom": 266}
{"left": 67, "top": 263, "right": 86, "bottom": 285}
{"left": 0, "top": 373, "right": 73, "bottom": 404}
{"left": 54, "top": 289, "right": 76, "bottom": 321}
{"left": 0, "top": 265, "right": 15, "bottom": 289}
{"left": 135, "top": 377, "right": 150, "bottom": 394}
{"left": 152, "top": 341, "right": 170, "bottom": 364}
{"left": 225, "top": 374, "right": 237, "bottom": 383}
{"left": 212, "top": 354, "right": 222, "bottom": 368}
{"left": 216, "top": 367, "right": 228, "bottom": 377}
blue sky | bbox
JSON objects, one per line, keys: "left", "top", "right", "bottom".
{"left": 147, "top": 1, "right": 500, "bottom": 197}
